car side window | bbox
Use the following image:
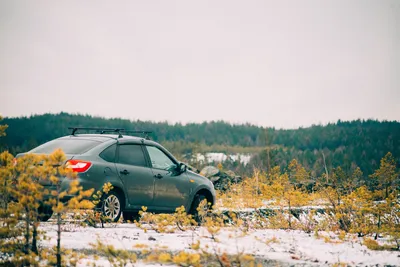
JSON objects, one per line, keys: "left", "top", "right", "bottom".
{"left": 117, "top": 144, "right": 147, "bottom": 167}
{"left": 146, "top": 146, "right": 175, "bottom": 170}
{"left": 100, "top": 144, "right": 116, "bottom": 162}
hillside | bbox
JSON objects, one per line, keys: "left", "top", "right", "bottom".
{"left": 1, "top": 112, "right": 399, "bottom": 178}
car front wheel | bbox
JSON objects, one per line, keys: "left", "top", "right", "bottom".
{"left": 190, "top": 194, "right": 209, "bottom": 224}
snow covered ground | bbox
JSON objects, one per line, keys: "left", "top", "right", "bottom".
{"left": 195, "top": 153, "right": 252, "bottom": 165}
{"left": 39, "top": 222, "right": 400, "bottom": 266}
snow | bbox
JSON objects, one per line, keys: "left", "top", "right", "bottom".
{"left": 195, "top": 153, "right": 252, "bottom": 165}
{"left": 38, "top": 222, "right": 400, "bottom": 266}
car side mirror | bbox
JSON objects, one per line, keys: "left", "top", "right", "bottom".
{"left": 179, "top": 163, "right": 187, "bottom": 174}
{"left": 166, "top": 163, "right": 186, "bottom": 175}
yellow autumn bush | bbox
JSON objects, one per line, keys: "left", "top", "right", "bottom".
{"left": 0, "top": 149, "right": 97, "bottom": 266}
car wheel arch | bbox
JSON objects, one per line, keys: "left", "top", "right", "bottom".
{"left": 189, "top": 188, "right": 214, "bottom": 211}
{"left": 108, "top": 186, "right": 126, "bottom": 210}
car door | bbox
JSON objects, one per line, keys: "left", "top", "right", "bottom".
{"left": 145, "top": 145, "right": 191, "bottom": 210}
{"left": 115, "top": 143, "right": 155, "bottom": 207}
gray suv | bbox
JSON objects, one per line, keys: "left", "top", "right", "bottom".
{"left": 21, "top": 128, "right": 216, "bottom": 222}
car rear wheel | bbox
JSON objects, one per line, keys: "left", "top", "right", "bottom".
{"left": 38, "top": 204, "right": 53, "bottom": 222}
{"left": 102, "top": 191, "right": 122, "bottom": 222}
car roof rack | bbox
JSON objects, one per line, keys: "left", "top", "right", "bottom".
{"left": 123, "top": 130, "right": 153, "bottom": 140}
{"left": 68, "top": 127, "right": 153, "bottom": 139}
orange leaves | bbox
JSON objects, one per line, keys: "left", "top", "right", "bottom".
{"left": 172, "top": 251, "right": 201, "bottom": 267}
{"left": 136, "top": 205, "right": 197, "bottom": 233}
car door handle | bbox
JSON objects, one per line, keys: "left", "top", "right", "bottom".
{"left": 120, "top": 170, "right": 129, "bottom": 175}
{"left": 154, "top": 174, "right": 163, "bottom": 179}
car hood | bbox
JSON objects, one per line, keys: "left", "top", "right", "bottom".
{"left": 187, "top": 170, "right": 214, "bottom": 187}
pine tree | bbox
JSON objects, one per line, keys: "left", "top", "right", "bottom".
{"left": 370, "top": 152, "right": 398, "bottom": 198}
{"left": 288, "top": 159, "right": 312, "bottom": 188}
{"left": 0, "top": 115, "right": 7, "bottom": 137}
{"left": 0, "top": 148, "right": 95, "bottom": 265}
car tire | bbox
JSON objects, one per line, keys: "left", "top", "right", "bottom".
{"left": 102, "top": 191, "right": 123, "bottom": 222}
{"left": 122, "top": 211, "right": 140, "bottom": 222}
{"left": 38, "top": 204, "right": 53, "bottom": 222}
{"left": 190, "top": 194, "right": 208, "bottom": 223}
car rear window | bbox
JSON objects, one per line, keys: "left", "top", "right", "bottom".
{"left": 100, "top": 144, "right": 116, "bottom": 162}
{"left": 29, "top": 139, "right": 101, "bottom": 154}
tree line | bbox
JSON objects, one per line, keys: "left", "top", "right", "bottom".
{"left": 0, "top": 112, "right": 399, "bottom": 180}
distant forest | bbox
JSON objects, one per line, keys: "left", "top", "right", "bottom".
{"left": 1, "top": 112, "right": 399, "bottom": 180}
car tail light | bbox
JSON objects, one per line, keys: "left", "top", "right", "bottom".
{"left": 66, "top": 160, "right": 92, "bottom": 173}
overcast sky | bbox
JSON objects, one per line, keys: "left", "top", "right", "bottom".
{"left": 0, "top": 0, "right": 399, "bottom": 129}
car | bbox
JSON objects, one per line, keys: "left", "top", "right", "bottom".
{"left": 18, "top": 127, "right": 216, "bottom": 222}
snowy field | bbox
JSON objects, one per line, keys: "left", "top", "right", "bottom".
{"left": 39, "top": 221, "right": 400, "bottom": 267}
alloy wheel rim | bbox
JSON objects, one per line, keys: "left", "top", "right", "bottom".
{"left": 104, "top": 195, "right": 120, "bottom": 220}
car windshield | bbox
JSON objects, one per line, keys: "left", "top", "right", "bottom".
{"left": 29, "top": 139, "right": 101, "bottom": 154}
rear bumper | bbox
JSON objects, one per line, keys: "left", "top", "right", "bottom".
{"left": 40, "top": 185, "right": 92, "bottom": 205}
{"left": 39, "top": 174, "right": 99, "bottom": 203}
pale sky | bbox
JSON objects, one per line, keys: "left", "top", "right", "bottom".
{"left": 0, "top": 0, "right": 399, "bottom": 129}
